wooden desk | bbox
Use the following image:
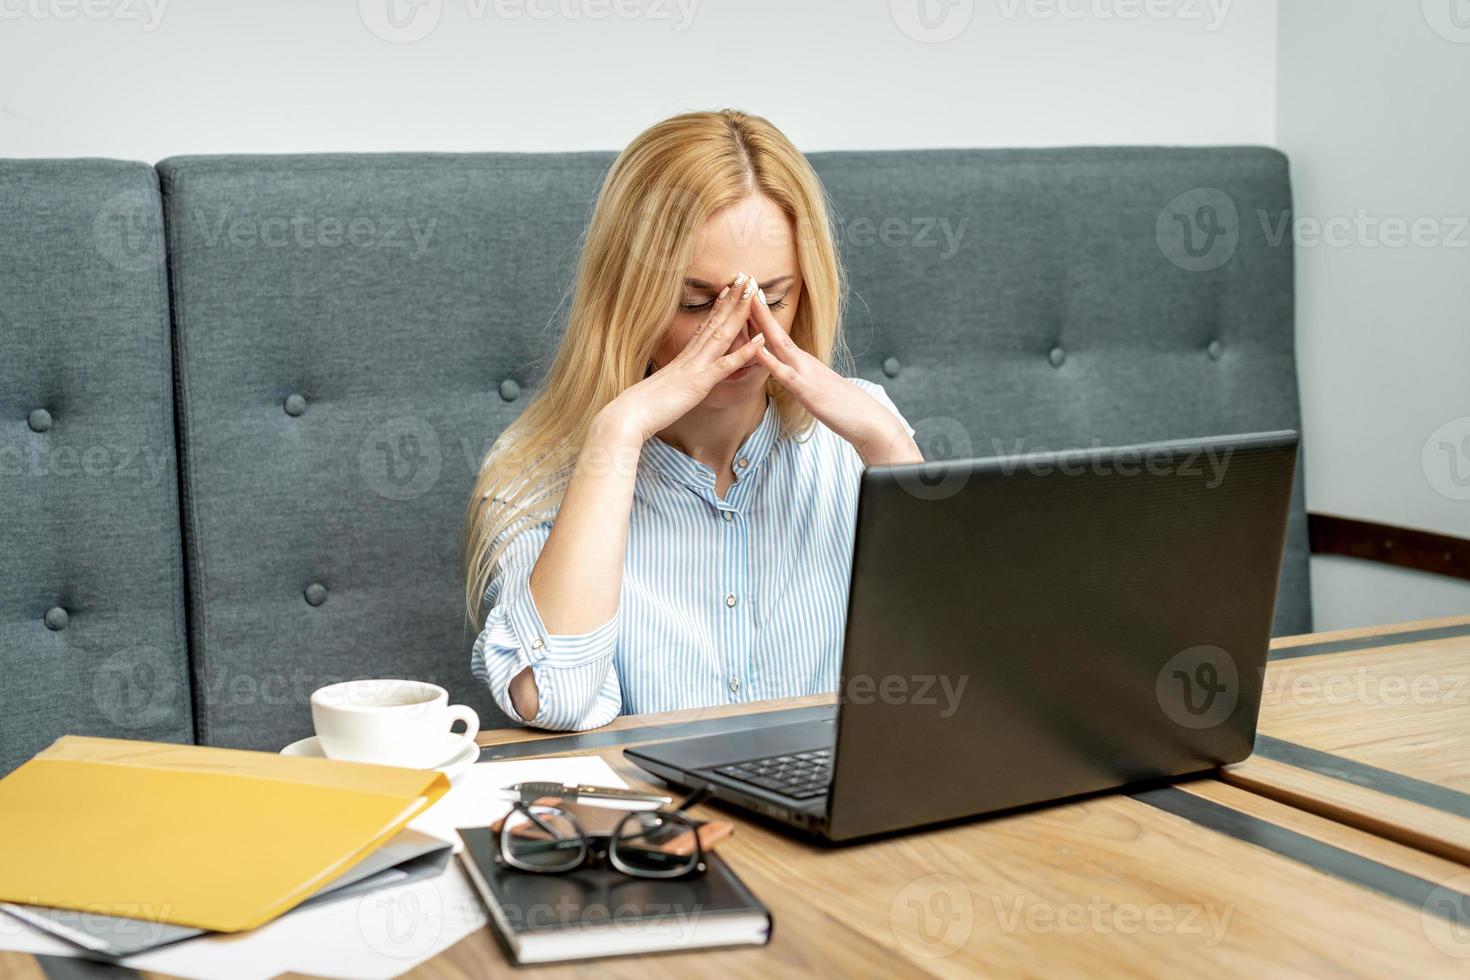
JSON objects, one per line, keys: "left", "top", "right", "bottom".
{"left": 4, "top": 618, "right": 1470, "bottom": 979}
{"left": 1225, "top": 615, "right": 1470, "bottom": 865}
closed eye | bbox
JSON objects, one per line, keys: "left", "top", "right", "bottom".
{"left": 679, "top": 294, "right": 789, "bottom": 313}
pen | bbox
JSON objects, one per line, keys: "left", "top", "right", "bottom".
{"left": 504, "top": 782, "right": 672, "bottom": 805}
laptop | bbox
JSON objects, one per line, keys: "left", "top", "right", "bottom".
{"left": 626, "top": 431, "right": 1300, "bottom": 842}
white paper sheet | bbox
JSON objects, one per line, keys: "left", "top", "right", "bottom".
{"left": 0, "top": 756, "right": 631, "bottom": 980}
{"left": 408, "top": 754, "right": 640, "bottom": 847}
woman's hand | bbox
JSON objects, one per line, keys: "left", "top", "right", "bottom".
{"left": 750, "top": 292, "right": 923, "bottom": 467}
{"left": 599, "top": 273, "right": 766, "bottom": 443}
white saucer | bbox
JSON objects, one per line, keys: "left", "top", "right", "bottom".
{"left": 280, "top": 735, "right": 479, "bottom": 780}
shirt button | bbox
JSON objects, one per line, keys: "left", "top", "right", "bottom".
{"left": 722, "top": 511, "right": 734, "bottom": 522}
{"left": 530, "top": 638, "right": 545, "bottom": 650}
{"left": 737, "top": 456, "right": 749, "bottom": 469}
{"left": 729, "top": 677, "right": 740, "bottom": 693}
{"left": 725, "top": 594, "right": 737, "bottom": 608}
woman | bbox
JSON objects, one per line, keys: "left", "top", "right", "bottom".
{"left": 465, "top": 109, "right": 923, "bottom": 731}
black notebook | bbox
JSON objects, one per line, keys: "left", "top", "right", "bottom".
{"left": 458, "top": 826, "right": 772, "bottom": 965}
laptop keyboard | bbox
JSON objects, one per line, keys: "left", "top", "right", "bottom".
{"left": 713, "top": 748, "right": 833, "bottom": 799}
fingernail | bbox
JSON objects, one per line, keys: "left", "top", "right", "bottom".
{"left": 717, "top": 285, "right": 731, "bottom": 300}
{"left": 743, "top": 277, "right": 757, "bottom": 299}
{"left": 758, "top": 288, "right": 768, "bottom": 306}
{"left": 733, "top": 273, "right": 746, "bottom": 288}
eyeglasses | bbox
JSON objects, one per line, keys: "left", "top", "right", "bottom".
{"left": 495, "top": 786, "right": 712, "bottom": 879}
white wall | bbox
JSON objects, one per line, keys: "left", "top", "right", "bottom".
{"left": 1278, "top": 0, "right": 1470, "bottom": 630}
{"left": 0, "top": 0, "right": 1277, "bottom": 159}
{"left": 17, "top": 0, "right": 1463, "bottom": 632}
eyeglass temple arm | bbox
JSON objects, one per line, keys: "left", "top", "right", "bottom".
{"left": 672, "top": 784, "right": 713, "bottom": 814}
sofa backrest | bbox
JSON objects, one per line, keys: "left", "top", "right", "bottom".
{"left": 812, "top": 147, "right": 1309, "bottom": 638}
{"left": 2, "top": 147, "right": 1307, "bottom": 765}
{"left": 0, "top": 160, "right": 194, "bottom": 774}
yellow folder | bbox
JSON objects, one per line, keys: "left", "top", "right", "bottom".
{"left": 0, "top": 736, "right": 449, "bottom": 933}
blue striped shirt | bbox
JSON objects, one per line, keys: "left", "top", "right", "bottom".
{"left": 471, "top": 378, "right": 914, "bottom": 731}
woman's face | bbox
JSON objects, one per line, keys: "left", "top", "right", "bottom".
{"left": 652, "top": 192, "right": 803, "bottom": 410}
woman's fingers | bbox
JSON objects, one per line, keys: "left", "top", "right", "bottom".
{"left": 671, "top": 281, "right": 734, "bottom": 366}
{"left": 694, "top": 272, "right": 758, "bottom": 362}
{"left": 754, "top": 342, "right": 797, "bottom": 387}
{"left": 750, "top": 288, "right": 798, "bottom": 355}
{"left": 711, "top": 333, "right": 766, "bottom": 375}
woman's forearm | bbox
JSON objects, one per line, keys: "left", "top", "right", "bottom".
{"left": 507, "top": 407, "right": 642, "bottom": 719}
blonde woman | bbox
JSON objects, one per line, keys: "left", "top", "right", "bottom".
{"left": 465, "top": 109, "right": 923, "bottom": 731}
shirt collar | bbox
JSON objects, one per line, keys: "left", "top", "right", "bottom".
{"left": 639, "top": 396, "right": 781, "bottom": 497}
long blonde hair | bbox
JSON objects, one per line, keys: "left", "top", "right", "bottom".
{"left": 462, "top": 108, "right": 845, "bottom": 626}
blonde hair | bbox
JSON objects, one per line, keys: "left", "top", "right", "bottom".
{"left": 462, "top": 108, "right": 846, "bottom": 626}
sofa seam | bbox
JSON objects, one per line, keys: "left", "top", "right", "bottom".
{"left": 161, "top": 164, "right": 214, "bottom": 747}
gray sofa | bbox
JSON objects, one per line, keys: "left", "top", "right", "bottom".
{"left": 0, "top": 147, "right": 1308, "bottom": 775}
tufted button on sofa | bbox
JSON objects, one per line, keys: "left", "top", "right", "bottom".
{"left": 0, "top": 148, "right": 1309, "bottom": 774}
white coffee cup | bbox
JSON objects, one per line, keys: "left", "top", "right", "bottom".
{"left": 310, "top": 679, "right": 480, "bottom": 769}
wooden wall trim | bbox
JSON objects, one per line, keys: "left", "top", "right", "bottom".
{"left": 1308, "top": 513, "right": 1470, "bottom": 582}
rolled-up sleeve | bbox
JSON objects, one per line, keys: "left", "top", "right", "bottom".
{"left": 849, "top": 377, "right": 916, "bottom": 438}
{"left": 470, "top": 521, "right": 622, "bottom": 731}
